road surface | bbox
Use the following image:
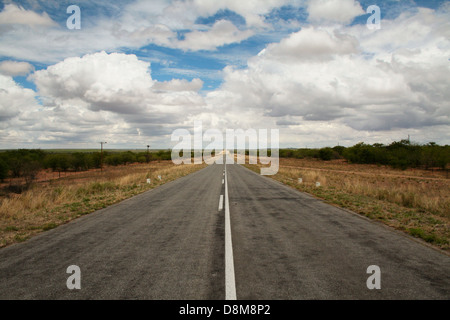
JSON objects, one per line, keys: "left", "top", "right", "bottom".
{"left": 0, "top": 163, "right": 449, "bottom": 299}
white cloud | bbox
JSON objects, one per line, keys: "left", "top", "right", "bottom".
{"left": 0, "top": 17, "right": 121, "bottom": 63}
{"left": 0, "top": 74, "right": 37, "bottom": 122}
{"left": 115, "top": 1, "right": 261, "bottom": 51}
{"left": 205, "top": 8, "right": 450, "bottom": 144}
{"left": 12, "top": 51, "right": 206, "bottom": 146}
{"left": 0, "top": 3, "right": 56, "bottom": 26}
{"left": 176, "top": 20, "right": 254, "bottom": 51}
{"left": 30, "top": 51, "right": 155, "bottom": 113}
{"left": 351, "top": 8, "right": 450, "bottom": 55}
{"left": 113, "top": 23, "right": 177, "bottom": 49}
{"left": 0, "top": 1, "right": 263, "bottom": 63}
{"left": 263, "top": 27, "right": 359, "bottom": 61}
{"left": 0, "top": 60, "right": 34, "bottom": 76}
{"left": 193, "top": 0, "right": 291, "bottom": 28}
{"left": 307, "top": 0, "right": 364, "bottom": 24}
{"left": 153, "top": 78, "right": 204, "bottom": 92}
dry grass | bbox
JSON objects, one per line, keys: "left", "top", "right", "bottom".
{"left": 0, "top": 161, "right": 206, "bottom": 247}
{"left": 245, "top": 158, "right": 450, "bottom": 252}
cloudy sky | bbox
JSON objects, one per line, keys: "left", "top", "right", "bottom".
{"left": 0, "top": 0, "right": 449, "bottom": 149}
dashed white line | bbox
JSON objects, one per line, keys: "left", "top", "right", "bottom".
{"left": 218, "top": 194, "right": 223, "bottom": 211}
{"left": 224, "top": 165, "right": 237, "bottom": 300}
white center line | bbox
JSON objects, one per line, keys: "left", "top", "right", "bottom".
{"left": 218, "top": 194, "right": 223, "bottom": 211}
{"left": 224, "top": 165, "right": 237, "bottom": 300}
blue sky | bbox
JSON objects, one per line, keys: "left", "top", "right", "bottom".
{"left": 0, "top": 0, "right": 449, "bottom": 148}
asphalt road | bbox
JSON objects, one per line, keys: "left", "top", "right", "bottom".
{"left": 0, "top": 163, "right": 449, "bottom": 299}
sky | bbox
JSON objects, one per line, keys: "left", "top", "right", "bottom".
{"left": 0, "top": 0, "right": 449, "bottom": 149}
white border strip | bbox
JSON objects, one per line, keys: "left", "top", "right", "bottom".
{"left": 219, "top": 194, "right": 224, "bottom": 211}
{"left": 225, "top": 165, "right": 237, "bottom": 300}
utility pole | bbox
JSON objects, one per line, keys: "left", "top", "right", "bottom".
{"left": 146, "top": 145, "right": 150, "bottom": 163}
{"left": 100, "top": 141, "right": 107, "bottom": 171}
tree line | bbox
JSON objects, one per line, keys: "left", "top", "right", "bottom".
{"left": 279, "top": 140, "right": 449, "bottom": 170}
{"left": 1, "top": 140, "right": 448, "bottom": 183}
{"left": 0, "top": 149, "right": 173, "bottom": 182}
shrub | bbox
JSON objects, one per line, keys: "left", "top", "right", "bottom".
{"left": 0, "top": 157, "right": 8, "bottom": 181}
{"left": 71, "top": 153, "right": 92, "bottom": 171}
{"left": 319, "top": 148, "right": 334, "bottom": 161}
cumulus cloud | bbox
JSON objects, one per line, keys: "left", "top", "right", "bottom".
{"left": 0, "top": 1, "right": 259, "bottom": 63}
{"left": 113, "top": 23, "right": 177, "bottom": 49}
{"left": 153, "top": 78, "right": 204, "bottom": 92}
{"left": 0, "top": 60, "right": 34, "bottom": 76}
{"left": 15, "top": 51, "right": 206, "bottom": 146}
{"left": 193, "top": 0, "right": 290, "bottom": 28}
{"left": 176, "top": 19, "right": 254, "bottom": 51}
{"left": 307, "top": 0, "right": 364, "bottom": 24}
{"left": 263, "top": 27, "right": 359, "bottom": 61}
{"left": 0, "top": 74, "right": 37, "bottom": 122}
{"left": 0, "top": 3, "right": 56, "bottom": 26}
{"left": 0, "top": 0, "right": 302, "bottom": 63}
{"left": 206, "top": 9, "right": 450, "bottom": 138}
{"left": 114, "top": 1, "right": 259, "bottom": 51}
{"left": 30, "top": 51, "right": 155, "bottom": 114}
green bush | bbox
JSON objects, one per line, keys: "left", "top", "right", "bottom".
{"left": 278, "top": 141, "right": 449, "bottom": 171}
{"left": 121, "top": 151, "right": 136, "bottom": 164}
{"left": 155, "top": 150, "right": 172, "bottom": 160}
{"left": 105, "top": 154, "right": 123, "bottom": 166}
{"left": 71, "top": 153, "right": 93, "bottom": 171}
{"left": 319, "top": 148, "right": 334, "bottom": 161}
{"left": 45, "top": 154, "right": 70, "bottom": 173}
{"left": 3, "top": 149, "right": 45, "bottom": 178}
{"left": 0, "top": 157, "right": 8, "bottom": 181}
